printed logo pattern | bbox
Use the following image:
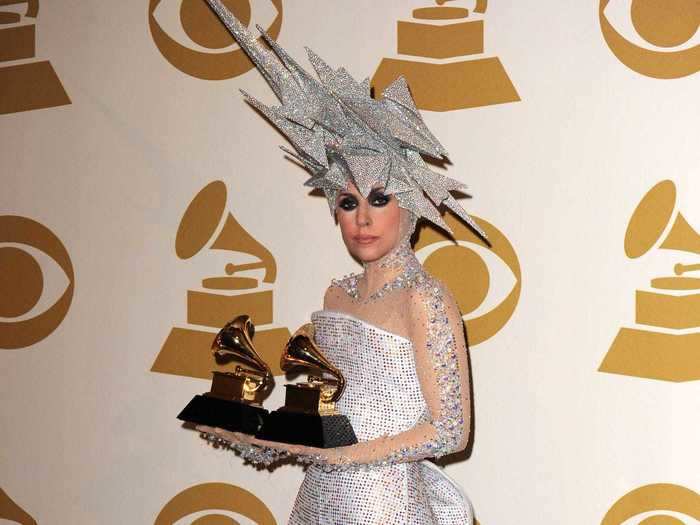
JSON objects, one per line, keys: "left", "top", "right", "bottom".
{"left": 601, "top": 180, "right": 700, "bottom": 382}
{"left": 152, "top": 181, "right": 290, "bottom": 379}
{"left": 601, "top": 483, "right": 700, "bottom": 524}
{"left": 372, "top": 0, "right": 519, "bottom": 111}
{"left": 154, "top": 482, "right": 276, "bottom": 524}
{"left": 0, "top": 488, "right": 37, "bottom": 525}
{"left": 0, "top": 215, "right": 74, "bottom": 349}
{"left": 149, "top": 0, "right": 283, "bottom": 80}
{"left": 600, "top": 0, "right": 700, "bottom": 78}
{"left": 0, "top": 0, "right": 70, "bottom": 114}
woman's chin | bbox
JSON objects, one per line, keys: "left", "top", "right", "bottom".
{"left": 351, "top": 245, "right": 390, "bottom": 264}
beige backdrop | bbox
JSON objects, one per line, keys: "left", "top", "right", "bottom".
{"left": 1, "top": 0, "right": 699, "bottom": 524}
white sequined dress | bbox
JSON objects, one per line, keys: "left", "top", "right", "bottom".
{"left": 288, "top": 309, "right": 473, "bottom": 524}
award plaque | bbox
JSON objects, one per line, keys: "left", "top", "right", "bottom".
{"left": 177, "top": 315, "right": 272, "bottom": 435}
{"left": 256, "top": 324, "right": 358, "bottom": 448}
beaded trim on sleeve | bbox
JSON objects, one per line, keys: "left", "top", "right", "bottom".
{"left": 201, "top": 433, "right": 290, "bottom": 467}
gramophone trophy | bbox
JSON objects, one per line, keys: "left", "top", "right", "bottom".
{"left": 178, "top": 315, "right": 273, "bottom": 434}
{"left": 256, "top": 324, "right": 358, "bottom": 448}
{"left": 600, "top": 180, "right": 700, "bottom": 382}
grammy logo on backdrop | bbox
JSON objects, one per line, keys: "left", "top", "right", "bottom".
{"left": 151, "top": 180, "right": 290, "bottom": 380}
{"left": 600, "top": 180, "right": 700, "bottom": 382}
{"left": 372, "top": 0, "right": 519, "bottom": 111}
{"left": 0, "top": 0, "right": 70, "bottom": 115}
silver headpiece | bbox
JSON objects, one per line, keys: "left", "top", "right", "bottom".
{"left": 205, "top": 0, "right": 487, "bottom": 240}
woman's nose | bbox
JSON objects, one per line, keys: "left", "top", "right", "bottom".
{"left": 356, "top": 201, "right": 371, "bottom": 227}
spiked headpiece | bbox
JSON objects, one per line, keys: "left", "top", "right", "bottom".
{"left": 206, "top": 0, "right": 487, "bottom": 239}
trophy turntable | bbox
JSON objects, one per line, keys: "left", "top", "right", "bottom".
{"left": 178, "top": 315, "right": 273, "bottom": 434}
{"left": 256, "top": 324, "right": 358, "bottom": 448}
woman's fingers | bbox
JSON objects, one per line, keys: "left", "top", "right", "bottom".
{"left": 195, "top": 426, "right": 336, "bottom": 461}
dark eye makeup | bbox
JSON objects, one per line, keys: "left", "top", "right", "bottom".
{"left": 368, "top": 190, "right": 391, "bottom": 207}
{"left": 336, "top": 190, "right": 392, "bottom": 212}
{"left": 337, "top": 195, "right": 358, "bottom": 211}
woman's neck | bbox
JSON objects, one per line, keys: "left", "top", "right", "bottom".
{"left": 359, "top": 236, "right": 420, "bottom": 299}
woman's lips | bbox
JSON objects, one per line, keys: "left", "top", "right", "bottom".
{"left": 354, "top": 235, "right": 379, "bottom": 245}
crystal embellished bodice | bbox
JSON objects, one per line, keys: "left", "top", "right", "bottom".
{"left": 311, "top": 310, "right": 427, "bottom": 440}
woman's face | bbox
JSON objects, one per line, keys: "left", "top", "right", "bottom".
{"left": 336, "top": 182, "right": 401, "bottom": 263}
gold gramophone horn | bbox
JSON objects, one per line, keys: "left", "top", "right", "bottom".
{"left": 625, "top": 180, "right": 700, "bottom": 259}
{"left": 281, "top": 324, "right": 345, "bottom": 402}
{"left": 211, "top": 315, "right": 272, "bottom": 384}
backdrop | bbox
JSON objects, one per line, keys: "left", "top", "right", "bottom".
{"left": 1, "top": 1, "right": 699, "bottom": 524}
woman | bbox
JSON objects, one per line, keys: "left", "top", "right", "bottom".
{"left": 198, "top": 1, "right": 485, "bottom": 522}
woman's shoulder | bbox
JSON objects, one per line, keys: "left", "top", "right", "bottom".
{"left": 405, "top": 272, "right": 458, "bottom": 313}
{"left": 323, "top": 272, "right": 360, "bottom": 309}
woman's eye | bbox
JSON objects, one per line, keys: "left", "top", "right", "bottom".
{"left": 370, "top": 193, "right": 390, "bottom": 207}
{"left": 338, "top": 196, "right": 358, "bottom": 211}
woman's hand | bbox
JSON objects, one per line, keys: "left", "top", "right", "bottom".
{"left": 195, "top": 425, "right": 253, "bottom": 445}
{"left": 195, "top": 425, "right": 346, "bottom": 463}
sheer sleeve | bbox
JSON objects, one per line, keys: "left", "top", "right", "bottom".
{"left": 304, "top": 278, "right": 471, "bottom": 471}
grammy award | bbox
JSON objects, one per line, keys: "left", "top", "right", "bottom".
{"left": 256, "top": 324, "right": 358, "bottom": 448}
{"left": 600, "top": 180, "right": 700, "bottom": 382}
{"left": 178, "top": 315, "right": 273, "bottom": 434}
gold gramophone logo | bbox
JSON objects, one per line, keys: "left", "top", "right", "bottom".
{"left": 372, "top": 0, "right": 519, "bottom": 111}
{"left": 151, "top": 181, "right": 290, "bottom": 379}
{"left": 600, "top": 0, "right": 699, "bottom": 79}
{"left": 415, "top": 213, "right": 521, "bottom": 346}
{"left": 601, "top": 483, "right": 700, "bottom": 524}
{"left": 148, "top": 0, "right": 283, "bottom": 80}
{"left": 154, "top": 482, "right": 276, "bottom": 524}
{"left": 0, "top": 487, "right": 37, "bottom": 525}
{"left": 600, "top": 180, "right": 700, "bottom": 382}
{"left": 0, "top": 215, "right": 75, "bottom": 349}
{"left": 0, "top": 0, "right": 70, "bottom": 115}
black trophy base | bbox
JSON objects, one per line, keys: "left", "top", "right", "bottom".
{"left": 256, "top": 409, "right": 358, "bottom": 448}
{"left": 177, "top": 394, "right": 267, "bottom": 435}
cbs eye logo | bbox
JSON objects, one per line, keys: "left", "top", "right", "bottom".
{"left": 602, "top": 483, "right": 700, "bottom": 525}
{"left": 148, "top": 0, "right": 283, "bottom": 80}
{"left": 0, "top": 216, "right": 74, "bottom": 350}
{"left": 154, "top": 482, "right": 276, "bottom": 525}
{"left": 414, "top": 214, "right": 521, "bottom": 347}
{"left": 600, "top": 0, "right": 700, "bottom": 78}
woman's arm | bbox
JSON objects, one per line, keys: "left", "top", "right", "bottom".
{"left": 313, "top": 280, "right": 471, "bottom": 469}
